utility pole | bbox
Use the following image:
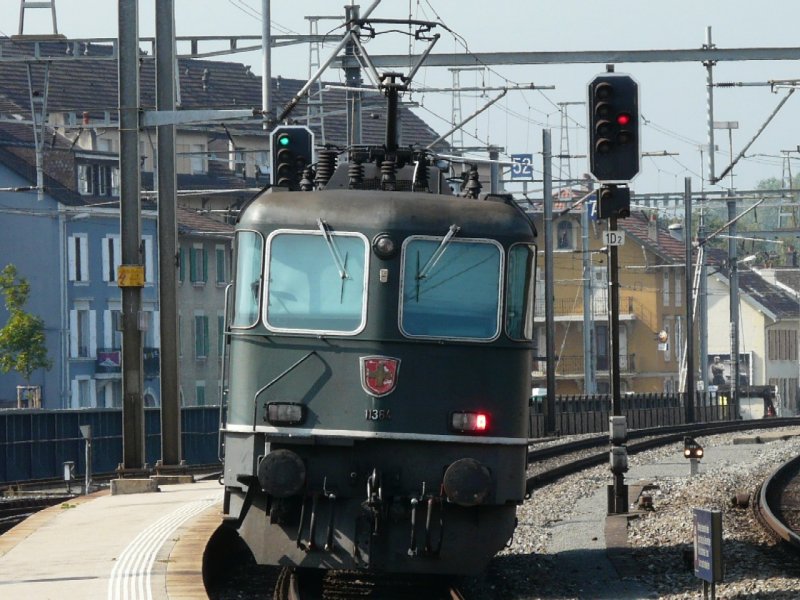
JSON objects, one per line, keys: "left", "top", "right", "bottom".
{"left": 698, "top": 206, "right": 709, "bottom": 401}
{"left": 582, "top": 181, "right": 596, "bottom": 394}
{"left": 704, "top": 27, "right": 717, "bottom": 186}
{"left": 156, "top": 0, "right": 181, "bottom": 469}
{"left": 684, "top": 178, "right": 695, "bottom": 423}
{"left": 118, "top": 0, "right": 145, "bottom": 472}
{"left": 542, "top": 130, "right": 556, "bottom": 435}
{"left": 728, "top": 190, "right": 741, "bottom": 419}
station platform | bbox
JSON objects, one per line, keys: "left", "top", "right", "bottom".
{"left": 0, "top": 479, "right": 223, "bottom": 599}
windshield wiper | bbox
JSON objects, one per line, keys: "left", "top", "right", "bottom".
{"left": 317, "top": 218, "right": 349, "bottom": 280}
{"left": 417, "top": 224, "right": 460, "bottom": 280}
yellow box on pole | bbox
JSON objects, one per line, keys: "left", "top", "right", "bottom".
{"left": 117, "top": 265, "right": 145, "bottom": 287}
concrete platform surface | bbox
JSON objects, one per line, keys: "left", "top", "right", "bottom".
{"left": 0, "top": 480, "right": 222, "bottom": 600}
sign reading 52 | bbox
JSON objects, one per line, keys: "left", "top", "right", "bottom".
{"left": 510, "top": 153, "right": 534, "bottom": 181}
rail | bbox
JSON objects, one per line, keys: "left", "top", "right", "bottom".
{"left": 755, "top": 452, "right": 800, "bottom": 549}
{"left": 526, "top": 417, "right": 800, "bottom": 495}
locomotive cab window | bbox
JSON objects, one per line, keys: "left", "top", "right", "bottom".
{"left": 231, "top": 230, "right": 264, "bottom": 328}
{"left": 264, "top": 230, "right": 368, "bottom": 334}
{"left": 400, "top": 236, "right": 503, "bottom": 340}
{"left": 506, "top": 244, "right": 537, "bottom": 341}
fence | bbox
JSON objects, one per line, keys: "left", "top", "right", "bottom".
{"left": 0, "top": 394, "right": 739, "bottom": 484}
{"left": 0, "top": 407, "right": 220, "bottom": 485}
{"left": 529, "top": 392, "right": 734, "bottom": 438}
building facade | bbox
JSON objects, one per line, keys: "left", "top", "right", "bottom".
{"left": 531, "top": 196, "right": 688, "bottom": 395}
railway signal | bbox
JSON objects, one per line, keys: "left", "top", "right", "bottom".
{"left": 683, "top": 436, "right": 704, "bottom": 459}
{"left": 588, "top": 73, "right": 640, "bottom": 182}
{"left": 684, "top": 436, "right": 704, "bottom": 476}
{"left": 596, "top": 183, "right": 631, "bottom": 219}
{"left": 270, "top": 125, "right": 314, "bottom": 190}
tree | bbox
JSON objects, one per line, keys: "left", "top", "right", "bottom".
{"left": 0, "top": 264, "right": 52, "bottom": 384}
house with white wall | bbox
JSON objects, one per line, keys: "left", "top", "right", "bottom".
{"left": 706, "top": 267, "right": 800, "bottom": 415}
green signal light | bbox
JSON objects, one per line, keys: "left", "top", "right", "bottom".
{"left": 277, "top": 134, "right": 291, "bottom": 147}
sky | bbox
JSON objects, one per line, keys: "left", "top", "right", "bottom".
{"left": 3, "top": 0, "right": 799, "bottom": 196}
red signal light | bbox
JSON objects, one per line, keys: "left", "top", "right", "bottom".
{"left": 616, "top": 113, "right": 631, "bottom": 126}
{"left": 476, "top": 413, "right": 488, "bottom": 431}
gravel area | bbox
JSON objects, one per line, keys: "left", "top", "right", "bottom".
{"left": 460, "top": 427, "right": 800, "bottom": 600}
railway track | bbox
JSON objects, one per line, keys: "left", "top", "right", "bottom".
{"left": 525, "top": 417, "right": 800, "bottom": 494}
{"left": 754, "top": 452, "right": 800, "bottom": 549}
{"left": 0, "top": 494, "right": 74, "bottom": 534}
{"left": 272, "top": 567, "right": 466, "bottom": 600}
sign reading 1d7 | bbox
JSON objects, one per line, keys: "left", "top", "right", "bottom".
{"left": 510, "top": 154, "right": 534, "bottom": 181}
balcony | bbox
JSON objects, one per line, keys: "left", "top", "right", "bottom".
{"left": 533, "top": 353, "right": 636, "bottom": 377}
{"left": 534, "top": 294, "right": 658, "bottom": 332}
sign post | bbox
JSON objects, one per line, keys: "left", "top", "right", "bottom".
{"left": 693, "top": 508, "right": 723, "bottom": 599}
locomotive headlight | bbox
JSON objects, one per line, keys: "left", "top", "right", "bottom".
{"left": 451, "top": 411, "right": 489, "bottom": 433}
{"left": 266, "top": 402, "right": 306, "bottom": 425}
{"left": 372, "top": 233, "right": 397, "bottom": 259}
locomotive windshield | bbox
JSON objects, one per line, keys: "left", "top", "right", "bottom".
{"left": 400, "top": 236, "right": 503, "bottom": 340}
{"left": 264, "top": 230, "right": 368, "bottom": 333}
{"left": 231, "top": 230, "right": 263, "bottom": 328}
{"left": 506, "top": 244, "right": 537, "bottom": 340}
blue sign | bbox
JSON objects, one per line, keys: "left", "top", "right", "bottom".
{"left": 510, "top": 153, "right": 534, "bottom": 181}
{"left": 693, "top": 508, "right": 723, "bottom": 583}
{"left": 587, "top": 192, "right": 599, "bottom": 221}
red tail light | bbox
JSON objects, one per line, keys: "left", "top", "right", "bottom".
{"left": 451, "top": 411, "right": 490, "bottom": 433}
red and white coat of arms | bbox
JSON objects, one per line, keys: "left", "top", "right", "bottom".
{"left": 360, "top": 356, "right": 400, "bottom": 397}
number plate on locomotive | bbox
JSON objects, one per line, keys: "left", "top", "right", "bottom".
{"left": 365, "top": 409, "right": 392, "bottom": 421}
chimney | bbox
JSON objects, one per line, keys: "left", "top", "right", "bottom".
{"left": 668, "top": 223, "right": 683, "bottom": 242}
{"left": 648, "top": 213, "right": 658, "bottom": 242}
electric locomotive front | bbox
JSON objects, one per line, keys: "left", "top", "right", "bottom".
{"left": 222, "top": 187, "right": 537, "bottom": 575}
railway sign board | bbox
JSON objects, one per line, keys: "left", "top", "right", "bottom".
{"left": 602, "top": 230, "right": 626, "bottom": 246}
{"left": 510, "top": 153, "right": 534, "bottom": 181}
{"left": 693, "top": 508, "right": 723, "bottom": 583}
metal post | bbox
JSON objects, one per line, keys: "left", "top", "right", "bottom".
{"left": 79, "top": 425, "right": 92, "bottom": 494}
{"left": 262, "top": 0, "right": 272, "bottom": 126}
{"left": 698, "top": 209, "right": 709, "bottom": 404}
{"left": 118, "top": 0, "right": 145, "bottom": 471}
{"left": 542, "top": 130, "right": 556, "bottom": 435}
{"left": 489, "top": 146, "right": 499, "bottom": 194}
{"left": 684, "top": 178, "right": 695, "bottom": 422}
{"left": 705, "top": 27, "right": 716, "bottom": 185}
{"left": 582, "top": 182, "right": 596, "bottom": 394}
{"left": 156, "top": 0, "right": 181, "bottom": 468}
{"left": 608, "top": 215, "right": 625, "bottom": 513}
{"left": 728, "top": 190, "right": 740, "bottom": 418}
{"left": 84, "top": 436, "right": 92, "bottom": 494}
{"left": 344, "top": 5, "right": 362, "bottom": 147}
